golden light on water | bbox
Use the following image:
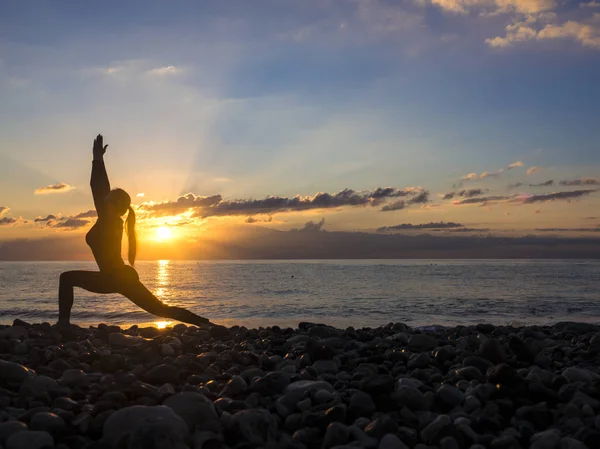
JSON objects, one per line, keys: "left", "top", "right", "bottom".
{"left": 155, "top": 321, "right": 173, "bottom": 329}
{"left": 155, "top": 260, "right": 171, "bottom": 304}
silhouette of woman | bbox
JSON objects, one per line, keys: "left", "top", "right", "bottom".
{"left": 57, "top": 135, "right": 211, "bottom": 327}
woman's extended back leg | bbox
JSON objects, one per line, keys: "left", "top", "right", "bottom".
{"left": 58, "top": 270, "right": 118, "bottom": 324}
{"left": 120, "top": 281, "right": 210, "bottom": 327}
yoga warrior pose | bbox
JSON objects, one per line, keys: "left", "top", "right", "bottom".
{"left": 57, "top": 135, "right": 210, "bottom": 327}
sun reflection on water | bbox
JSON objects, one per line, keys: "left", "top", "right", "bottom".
{"left": 155, "top": 320, "right": 173, "bottom": 329}
{"left": 156, "top": 260, "right": 170, "bottom": 304}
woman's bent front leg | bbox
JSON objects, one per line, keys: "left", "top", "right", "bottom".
{"left": 58, "top": 270, "right": 118, "bottom": 325}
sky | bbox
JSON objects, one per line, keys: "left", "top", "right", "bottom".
{"left": 1, "top": 0, "right": 600, "bottom": 258}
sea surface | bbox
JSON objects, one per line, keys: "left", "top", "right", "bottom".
{"left": 1, "top": 260, "right": 599, "bottom": 329}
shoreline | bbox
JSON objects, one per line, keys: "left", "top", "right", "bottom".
{"left": 1, "top": 320, "right": 600, "bottom": 448}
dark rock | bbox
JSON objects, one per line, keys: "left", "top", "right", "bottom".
{"left": 365, "top": 415, "right": 399, "bottom": 439}
{"left": 408, "top": 334, "right": 437, "bottom": 351}
{"left": 146, "top": 364, "right": 179, "bottom": 385}
{"left": 249, "top": 371, "right": 290, "bottom": 395}
{"left": 479, "top": 339, "right": 507, "bottom": 364}
{"left": 6, "top": 430, "right": 53, "bottom": 449}
{"left": 163, "top": 392, "right": 219, "bottom": 431}
{"left": 322, "top": 422, "right": 349, "bottom": 448}
{"left": 30, "top": 412, "right": 66, "bottom": 435}
{"left": 349, "top": 391, "right": 376, "bottom": 417}
{"left": 360, "top": 375, "right": 394, "bottom": 395}
{"left": 487, "top": 364, "right": 520, "bottom": 386}
{"left": 231, "top": 409, "right": 278, "bottom": 446}
{"left": 0, "top": 421, "right": 28, "bottom": 446}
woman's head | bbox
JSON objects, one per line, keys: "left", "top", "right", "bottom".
{"left": 105, "top": 188, "right": 131, "bottom": 216}
{"left": 105, "top": 188, "right": 137, "bottom": 266}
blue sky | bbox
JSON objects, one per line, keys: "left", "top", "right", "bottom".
{"left": 1, "top": 0, "right": 600, "bottom": 242}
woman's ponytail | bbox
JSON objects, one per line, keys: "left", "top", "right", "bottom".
{"left": 126, "top": 206, "right": 137, "bottom": 266}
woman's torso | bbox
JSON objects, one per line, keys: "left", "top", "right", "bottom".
{"left": 86, "top": 216, "right": 125, "bottom": 272}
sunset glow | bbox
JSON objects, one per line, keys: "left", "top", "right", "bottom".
{"left": 155, "top": 226, "right": 173, "bottom": 242}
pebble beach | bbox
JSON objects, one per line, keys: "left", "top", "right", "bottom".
{"left": 1, "top": 320, "right": 600, "bottom": 449}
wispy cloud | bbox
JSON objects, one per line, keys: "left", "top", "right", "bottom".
{"left": 442, "top": 188, "right": 486, "bottom": 200}
{"left": 521, "top": 189, "right": 596, "bottom": 203}
{"left": 527, "top": 166, "right": 542, "bottom": 175}
{"left": 454, "top": 195, "right": 513, "bottom": 206}
{"left": 508, "top": 161, "right": 524, "bottom": 169}
{"left": 139, "top": 187, "right": 430, "bottom": 218}
{"left": 0, "top": 216, "right": 23, "bottom": 226}
{"left": 0, "top": 206, "right": 8, "bottom": 217}
{"left": 377, "top": 221, "right": 463, "bottom": 232}
{"left": 73, "top": 210, "right": 97, "bottom": 219}
{"left": 291, "top": 218, "right": 326, "bottom": 232}
{"left": 559, "top": 178, "right": 600, "bottom": 186}
{"left": 34, "top": 182, "right": 74, "bottom": 195}
{"left": 147, "top": 65, "right": 182, "bottom": 76}
{"left": 53, "top": 218, "right": 90, "bottom": 229}
{"left": 34, "top": 214, "right": 57, "bottom": 223}
{"left": 530, "top": 180, "right": 554, "bottom": 187}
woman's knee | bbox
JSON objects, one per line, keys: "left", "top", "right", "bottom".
{"left": 59, "top": 271, "right": 75, "bottom": 286}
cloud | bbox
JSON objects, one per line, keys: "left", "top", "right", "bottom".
{"left": 73, "top": 210, "right": 98, "bottom": 219}
{"left": 581, "top": 1, "right": 600, "bottom": 7}
{"left": 428, "top": 0, "right": 556, "bottom": 15}
{"left": 538, "top": 21, "right": 600, "bottom": 49}
{"left": 530, "top": 180, "right": 554, "bottom": 187}
{"left": 245, "top": 216, "right": 274, "bottom": 224}
{"left": 559, "top": 178, "right": 600, "bottom": 186}
{"left": 446, "top": 227, "right": 491, "bottom": 233}
{"left": 34, "top": 182, "right": 74, "bottom": 195}
{"left": 527, "top": 166, "right": 542, "bottom": 175}
{"left": 454, "top": 195, "right": 513, "bottom": 205}
{"left": 460, "top": 161, "right": 520, "bottom": 183}
{"left": 443, "top": 188, "right": 486, "bottom": 200}
{"left": 34, "top": 214, "right": 57, "bottom": 223}
{"left": 292, "top": 218, "right": 326, "bottom": 232}
{"left": 380, "top": 190, "right": 430, "bottom": 212}
{"left": 53, "top": 218, "right": 90, "bottom": 229}
{"left": 536, "top": 227, "right": 600, "bottom": 232}
{"left": 136, "top": 193, "right": 145, "bottom": 198}
{"left": 147, "top": 65, "right": 182, "bottom": 76}
{"left": 0, "top": 206, "right": 8, "bottom": 217}
{"left": 487, "top": 17, "right": 600, "bottom": 50}
{"left": 508, "top": 161, "right": 524, "bottom": 169}
{"left": 139, "top": 187, "right": 429, "bottom": 218}
{"left": 0, "top": 217, "right": 18, "bottom": 226}
{"left": 377, "top": 221, "right": 463, "bottom": 232}
{"left": 521, "top": 189, "right": 596, "bottom": 203}
{"left": 507, "top": 182, "right": 524, "bottom": 190}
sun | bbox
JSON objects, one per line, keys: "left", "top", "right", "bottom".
{"left": 155, "top": 226, "right": 173, "bottom": 242}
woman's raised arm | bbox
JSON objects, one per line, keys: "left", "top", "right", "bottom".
{"left": 90, "top": 134, "right": 110, "bottom": 217}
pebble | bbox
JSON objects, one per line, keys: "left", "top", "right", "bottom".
{"left": 436, "top": 384, "right": 465, "bottom": 408}
{"left": 379, "top": 433, "right": 410, "bottom": 449}
{"left": 163, "top": 392, "right": 219, "bottom": 431}
{"left": 59, "top": 369, "right": 88, "bottom": 387}
{"left": 408, "top": 334, "right": 437, "bottom": 351}
{"left": 323, "top": 422, "right": 349, "bottom": 448}
{"left": 349, "top": 391, "right": 376, "bottom": 417}
{"left": 285, "top": 380, "right": 334, "bottom": 395}
{"left": 530, "top": 428, "right": 561, "bottom": 449}
{"left": 102, "top": 405, "right": 188, "bottom": 446}
{"left": 231, "top": 409, "right": 278, "bottom": 446}
{"left": 6, "top": 430, "right": 53, "bottom": 449}
{"left": 30, "top": 412, "right": 66, "bottom": 435}
{"left": 0, "top": 360, "right": 36, "bottom": 385}
{"left": 0, "top": 421, "right": 28, "bottom": 446}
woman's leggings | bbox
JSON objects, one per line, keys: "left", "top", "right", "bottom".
{"left": 58, "top": 266, "right": 209, "bottom": 327}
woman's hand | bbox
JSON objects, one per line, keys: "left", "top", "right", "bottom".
{"left": 93, "top": 134, "right": 108, "bottom": 160}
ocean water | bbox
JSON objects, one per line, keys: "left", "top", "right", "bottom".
{"left": 1, "top": 260, "right": 599, "bottom": 329}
